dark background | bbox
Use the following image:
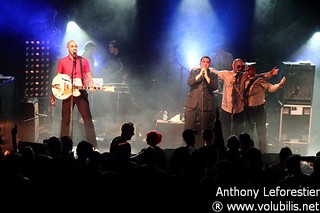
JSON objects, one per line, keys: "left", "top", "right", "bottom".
{"left": 1, "top": 0, "right": 319, "bottom": 95}
{"left": 0, "top": 0, "right": 319, "bottom": 153}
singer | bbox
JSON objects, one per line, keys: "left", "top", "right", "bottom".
{"left": 211, "top": 58, "right": 279, "bottom": 146}
{"left": 243, "top": 64, "right": 286, "bottom": 153}
{"left": 183, "top": 56, "right": 219, "bottom": 148}
{"left": 50, "top": 40, "right": 97, "bottom": 148}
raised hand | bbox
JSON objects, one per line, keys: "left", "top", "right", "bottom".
{"left": 271, "top": 67, "right": 279, "bottom": 76}
{"left": 279, "top": 76, "right": 286, "bottom": 88}
{"left": 202, "top": 68, "right": 208, "bottom": 78}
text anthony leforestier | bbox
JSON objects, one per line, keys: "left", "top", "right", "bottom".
{"left": 216, "top": 186, "right": 320, "bottom": 199}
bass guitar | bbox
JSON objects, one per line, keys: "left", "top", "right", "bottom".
{"left": 51, "top": 74, "right": 115, "bottom": 100}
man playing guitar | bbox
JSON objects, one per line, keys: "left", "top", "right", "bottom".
{"left": 50, "top": 40, "right": 98, "bottom": 148}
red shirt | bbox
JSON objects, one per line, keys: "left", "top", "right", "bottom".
{"left": 57, "top": 56, "right": 90, "bottom": 86}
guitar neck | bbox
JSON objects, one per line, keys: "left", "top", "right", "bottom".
{"left": 75, "top": 85, "right": 102, "bottom": 90}
{"left": 52, "top": 74, "right": 115, "bottom": 100}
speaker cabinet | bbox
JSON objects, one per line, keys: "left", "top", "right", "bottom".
{"left": 0, "top": 76, "right": 15, "bottom": 122}
{"left": 18, "top": 98, "right": 40, "bottom": 142}
{"left": 279, "top": 104, "right": 311, "bottom": 155}
{"left": 155, "top": 120, "right": 185, "bottom": 149}
{"left": 282, "top": 62, "right": 315, "bottom": 105}
{"left": 279, "top": 104, "right": 311, "bottom": 143}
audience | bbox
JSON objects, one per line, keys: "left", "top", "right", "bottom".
{"left": 308, "top": 155, "right": 320, "bottom": 188}
{"left": 265, "top": 146, "right": 292, "bottom": 186}
{"left": 278, "top": 154, "right": 310, "bottom": 188}
{"left": 0, "top": 120, "right": 318, "bottom": 210}
{"left": 131, "top": 130, "right": 166, "bottom": 170}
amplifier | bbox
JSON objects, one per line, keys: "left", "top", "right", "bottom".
{"left": 279, "top": 104, "right": 311, "bottom": 155}
{"left": 281, "top": 62, "right": 315, "bottom": 105}
{"left": 18, "top": 98, "right": 40, "bottom": 142}
{"left": 279, "top": 105, "right": 311, "bottom": 143}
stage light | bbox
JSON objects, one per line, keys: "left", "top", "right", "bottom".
{"left": 24, "top": 40, "right": 51, "bottom": 98}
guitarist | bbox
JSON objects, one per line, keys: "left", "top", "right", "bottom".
{"left": 50, "top": 40, "right": 97, "bottom": 148}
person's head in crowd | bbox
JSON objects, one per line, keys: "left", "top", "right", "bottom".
{"left": 146, "top": 130, "right": 162, "bottom": 146}
{"left": 226, "top": 135, "right": 240, "bottom": 152}
{"left": 279, "top": 146, "right": 292, "bottom": 162}
{"left": 121, "top": 122, "right": 135, "bottom": 141}
{"left": 201, "top": 128, "right": 214, "bottom": 146}
{"left": 182, "top": 129, "right": 197, "bottom": 147}
{"left": 44, "top": 136, "right": 62, "bottom": 157}
{"left": 285, "top": 154, "right": 302, "bottom": 176}
{"left": 239, "top": 132, "right": 253, "bottom": 152}
{"left": 76, "top": 140, "right": 94, "bottom": 160}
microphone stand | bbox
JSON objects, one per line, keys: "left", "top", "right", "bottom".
{"left": 277, "top": 87, "right": 299, "bottom": 107}
{"left": 176, "top": 61, "right": 190, "bottom": 113}
{"left": 201, "top": 70, "right": 205, "bottom": 145}
{"left": 24, "top": 113, "right": 48, "bottom": 122}
{"left": 230, "top": 73, "right": 239, "bottom": 135}
{"left": 69, "top": 55, "right": 76, "bottom": 139}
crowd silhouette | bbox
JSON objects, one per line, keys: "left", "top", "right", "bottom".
{"left": 0, "top": 108, "right": 319, "bottom": 212}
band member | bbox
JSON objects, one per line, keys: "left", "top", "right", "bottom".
{"left": 184, "top": 56, "right": 219, "bottom": 148}
{"left": 50, "top": 40, "right": 97, "bottom": 148}
{"left": 243, "top": 64, "right": 286, "bottom": 153}
{"left": 211, "top": 59, "right": 279, "bottom": 142}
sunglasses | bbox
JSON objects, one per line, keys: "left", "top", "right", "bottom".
{"left": 237, "top": 65, "right": 244, "bottom": 69}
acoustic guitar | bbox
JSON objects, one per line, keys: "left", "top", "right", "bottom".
{"left": 51, "top": 74, "right": 115, "bottom": 100}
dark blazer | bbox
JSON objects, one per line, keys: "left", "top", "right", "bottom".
{"left": 184, "top": 68, "right": 219, "bottom": 111}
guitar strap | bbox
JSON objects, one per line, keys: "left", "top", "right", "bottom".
{"left": 78, "top": 56, "right": 88, "bottom": 97}
{"left": 79, "top": 57, "right": 84, "bottom": 85}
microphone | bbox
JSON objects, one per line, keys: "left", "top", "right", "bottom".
{"left": 72, "top": 51, "right": 77, "bottom": 58}
{"left": 234, "top": 71, "right": 245, "bottom": 80}
{"left": 200, "top": 68, "right": 207, "bottom": 82}
{"left": 201, "top": 68, "right": 206, "bottom": 74}
{"left": 234, "top": 72, "right": 240, "bottom": 83}
{"left": 234, "top": 72, "right": 240, "bottom": 78}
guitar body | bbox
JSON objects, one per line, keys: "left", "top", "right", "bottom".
{"left": 52, "top": 74, "right": 115, "bottom": 100}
